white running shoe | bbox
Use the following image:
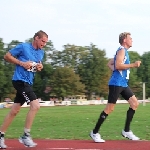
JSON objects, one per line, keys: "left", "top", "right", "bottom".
{"left": 122, "top": 130, "right": 140, "bottom": 140}
{"left": 0, "top": 137, "right": 7, "bottom": 149}
{"left": 19, "top": 135, "right": 37, "bottom": 147}
{"left": 89, "top": 131, "right": 105, "bottom": 143}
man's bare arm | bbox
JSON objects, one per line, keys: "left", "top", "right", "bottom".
{"left": 4, "top": 52, "right": 22, "bottom": 65}
{"left": 115, "top": 49, "right": 141, "bottom": 70}
{"left": 4, "top": 52, "right": 32, "bottom": 70}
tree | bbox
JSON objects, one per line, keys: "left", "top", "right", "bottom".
{"left": 49, "top": 44, "right": 86, "bottom": 70}
{"left": 49, "top": 67, "right": 85, "bottom": 99}
{"left": 0, "top": 38, "right": 15, "bottom": 101}
{"left": 137, "top": 52, "right": 150, "bottom": 98}
{"left": 77, "top": 44, "right": 109, "bottom": 100}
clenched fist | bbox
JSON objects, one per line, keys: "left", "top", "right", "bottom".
{"left": 134, "top": 61, "right": 141, "bottom": 68}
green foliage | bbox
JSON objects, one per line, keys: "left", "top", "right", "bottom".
{"left": 137, "top": 52, "right": 150, "bottom": 98}
{"left": 0, "top": 39, "right": 15, "bottom": 101}
{"left": 49, "top": 67, "right": 85, "bottom": 99}
{"left": 0, "top": 38, "right": 5, "bottom": 61}
{"left": 77, "top": 44, "right": 110, "bottom": 99}
{"left": 49, "top": 44, "right": 86, "bottom": 69}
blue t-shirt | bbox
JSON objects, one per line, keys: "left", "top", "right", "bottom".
{"left": 108, "top": 46, "right": 130, "bottom": 87}
{"left": 9, "top": 43, "right": 44, "bottom": 85}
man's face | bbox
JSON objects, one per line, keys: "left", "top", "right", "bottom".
{"left": 125, "top": 35, "right": 132, "bottom": 48}
{"left": 36, "top": 36, "right": 48, "bottom": 49}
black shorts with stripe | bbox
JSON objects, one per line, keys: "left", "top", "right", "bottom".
{"left": 12, "top": 80, "right": 37, "bottom": 106}
{"left": 108, "top": 85, "right": 134, "bottom": 104}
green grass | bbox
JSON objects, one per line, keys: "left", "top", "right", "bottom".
{"left": 0, "top": 103, "right": 150, "bottom": 140}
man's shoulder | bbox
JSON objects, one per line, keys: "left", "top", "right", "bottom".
{"left": 21, "top": 42, "right": 31, "bottom": 47}
{"left": 20, "top": 43, "right": 32, "bottom": 51}
{"left": 117, "top": 46, "right": 125, "bottom": 51}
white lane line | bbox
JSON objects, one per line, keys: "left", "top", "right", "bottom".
{"left": 8, "top": 147, "right": 103, "bottom": 150}
{"left": 46, "top": 148, "right": 103, "bottom": 150}
{"left": 46, "top": 148, "right": 74, "bottom": 150}
{"left": 75, "top": 149, "right": 103, "bottom": 150}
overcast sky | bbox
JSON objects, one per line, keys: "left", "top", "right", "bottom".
{"left": 1, "top": 0, "right": 150, "bottom": 58}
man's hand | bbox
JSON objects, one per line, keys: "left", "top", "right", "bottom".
{"left": 19, "top": 61, "right": 33, "bottom": 70}
{"left": 107, "top": 58, "right": 114, "bottom": 71}
{"left": 133, "top": 61, "right": 141, "bottom": 68}
{"left": 36, "top": 62, "right": 43, "bottom": 71}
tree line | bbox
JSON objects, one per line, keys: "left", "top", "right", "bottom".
{"left": 0, "top": 38, "right": 150, "bottom": 102}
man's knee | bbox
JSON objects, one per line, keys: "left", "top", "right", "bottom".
{"left": 107, "top": 108, "right": 114, "bottom": 114}
{"left": 9, "top": 104, "right": 21, "bottom": 116}
{"left": 104, "top": 104, "right": 115, "bottom": 114}
{"left": 131, "top": 102, "right": 139, "bottom": 110}
{"left": 129, "top": 96, "right": 139, "bottom": 110}
{"left": 30, "top": 100, "right": 40, "bottom": 111}
{"left": 10, "top": 109, "right": 20, "bottom": 116}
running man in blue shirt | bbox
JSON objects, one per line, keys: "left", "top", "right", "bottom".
{"left": 90, "top": 32, "right": 141, "bottom": 143}
{"left": 0, "top": 30, "right": 48, "bottom": 148}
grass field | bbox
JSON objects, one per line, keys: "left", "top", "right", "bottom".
{"left": 0, "top": 103, "right": 150, "bottom": 140}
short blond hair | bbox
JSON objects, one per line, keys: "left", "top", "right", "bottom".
{"left": 119, "top": 32, "right": 131, "bottom": 45}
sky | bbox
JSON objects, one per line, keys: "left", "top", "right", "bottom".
{"left": 1, "top": 0, "right": 150, "bottom": 58}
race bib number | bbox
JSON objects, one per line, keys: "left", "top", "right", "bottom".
{"left": 126, "top": 70, "right": 130, "bottom": 79}
{"left": 27, "top": 62, "right": 37, "bottom": 72}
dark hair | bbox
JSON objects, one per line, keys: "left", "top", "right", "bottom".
{"left": 119, "top": 32, "right": 131, "bottom": 45}
{"left": 33, "top": 30, "right": 48, "bottom": 40}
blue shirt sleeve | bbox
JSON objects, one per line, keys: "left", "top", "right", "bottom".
{"left": 9, "top": 43, "right": 23, "bottom": 57}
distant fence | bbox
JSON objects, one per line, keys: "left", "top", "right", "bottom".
{"left": 0, "top": 99, "right": 149, "bottom": 108}
{"left": 60, "top": 100, "right": 149, "bottom": 106}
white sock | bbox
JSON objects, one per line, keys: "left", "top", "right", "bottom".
{"left": 0, "top": 131, "right": 5, "bottom": 135}
{"left": 0, "top": 131, "right": 5, "bottom": 138}
{"left": 24, "top": 128, "right": 30, "bottom": 136}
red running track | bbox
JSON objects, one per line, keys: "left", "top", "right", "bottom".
{"left": 3, "top": 139, "right": 150, "bottom": 150}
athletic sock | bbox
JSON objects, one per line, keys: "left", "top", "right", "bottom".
{"left": 93, "top": 111, "right": 108, "bottom": 134}
{"left": 0, "top": 131, "right": 5, "bottom": 138}
{"left": 24, "top": 128, "right": 30, "bottom": 136}
{"left": 124, "top": 107, "right": 135, "bottom": 132}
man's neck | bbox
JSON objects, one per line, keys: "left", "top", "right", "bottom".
{"left": 32, "top": 41, "right": 38, "bottom": 49}
{"left": 121, "top": 44, "right": 130, "bottom": 50}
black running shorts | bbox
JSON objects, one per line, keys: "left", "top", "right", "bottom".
{"left": 108, "top": 85, "right": 134, "bottom": 104}
{"left": 12, "top": 80, "right": 37, "bottom": 106}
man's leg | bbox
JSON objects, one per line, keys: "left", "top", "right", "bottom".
{"left": 90, "top": 85, "right": 121, "bottom": 143}
{"left": 121, "top": 86, "right": 139, "bottom": 140}
{"left": 24, "top": 99, "right": 40, "bottom": 135}
{"left": 0, "top": 103, "right": 21, "bottom": 148}
{"left": 124, "top": 107, "right": 135, "bottom": 132}
{"left": 0, "top": 103, "right": 21, "bottom": 133}
{"left": 93, "top": 103, "right": 115, "bottom": 134}
{"left": 19, "top": 99, "right": 40, "bottom": 147}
